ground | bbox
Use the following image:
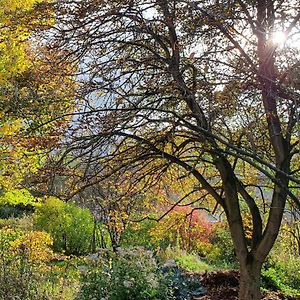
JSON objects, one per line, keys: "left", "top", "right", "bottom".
{"left": 185, "top": 270, "right": 299, "bottom": 300}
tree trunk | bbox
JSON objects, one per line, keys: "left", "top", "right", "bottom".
{"left": 239, "top": 261, "right": 262, "bottom": 300}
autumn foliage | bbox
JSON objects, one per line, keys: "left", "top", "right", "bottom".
{"left": 150, "top": 206, "right": 214, "bottom": 254}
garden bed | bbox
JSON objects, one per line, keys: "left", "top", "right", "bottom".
{"left": 191, "top": 270, "right": 299, "bottom": 300}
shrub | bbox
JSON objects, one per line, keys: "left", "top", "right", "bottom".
{"left": 0, "top": 251, "right": 79, "bottom": 300}
{"left": 0, "top": 214, "right": 34, "bottom": 230}
{"left": 34, "top": 197, "right": 94, "bottom": 255}
{"left": 262, "top": 254, "right": 300, "bottom": 297}
{"left": 260, "top": 223, "right": 300, "bottom": 297}
{"left": 0, "top": 227, "right": 23, "bottom": 252}
{"left": 0, "top": 189, "right": 38, "bottom": 207}
{"left": 0, "top": 227, "right": 79, "bottom": 300}
{"left": 0, "top": 189, "right": 38, "bottom": 218}
{"left": 10, "top": 230, "right": 54, "bottom": 262}
{"left": 175, "top": 251, "right": 213, "bottom": 272}
{"left": 0, "top": 203, "right": 35, "bottom": 218}
{"left": 0, "top": 227, "right": 31, "bottom": 299}
{"left": 0, "top": 248, "right": 41, "bottom": 299}
{"left": 78, "top": 247, "right": 173, "bottom": 300}
{"left": 0, "top": 227, "right": 55, "bottom": 262}
{"left": 206, "top": 223, "right": 237, "bottom": 268}
{"left": 121, "top": 219, "right": 156, "bottom": 249}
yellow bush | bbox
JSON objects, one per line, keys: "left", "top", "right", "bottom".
{"left": 10, "top": 230, "right": 54, "bottom": 262}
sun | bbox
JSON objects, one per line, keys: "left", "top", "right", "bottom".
{"left": 271, "top": 31, "right": 287, "bottom": 46}
{"left": 271, "top": 31, "right": 300, "bottom": 51}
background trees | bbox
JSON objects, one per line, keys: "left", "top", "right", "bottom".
{"left": 0, "top": 0, "right": 76, "bottom": 195}
{"left": 50, "top": 1, "right": 300, "bottom": 299}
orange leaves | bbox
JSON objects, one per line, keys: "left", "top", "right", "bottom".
{"left": 150, "top": 205, "right": 214, "bottom": 253}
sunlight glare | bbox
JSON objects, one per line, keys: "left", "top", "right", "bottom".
{"left": 271, "top": 31, "right": 287, "bottom": 46}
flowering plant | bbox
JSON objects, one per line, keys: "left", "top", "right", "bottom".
{"left": 78, "top": 247, "right": 173, "bottom": 300}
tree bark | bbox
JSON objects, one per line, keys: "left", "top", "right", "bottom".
{"left": 239, "top": 260, "right": 262, "bottom": 300}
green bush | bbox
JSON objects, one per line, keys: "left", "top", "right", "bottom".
{"left": 78, "top": 247, "right": 173, "bottom": 300}
{"left": 261, "top": 224, "right": 300, "bottom": 297}
{"left": 206, "top": 223, "right": 237, "bottom": 268}
{"left": 175, "top": 252, "right": 213, "bottom": 272}
{"left": 34, "top": 197, "right": 94, "bottom": 255}
{"left": 262, "top": 257, "right": 300, "bottom": 297}
{"left": 121, "top": 220, "right": 156, "bottom": 249}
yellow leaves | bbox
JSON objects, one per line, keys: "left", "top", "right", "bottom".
{"left": 0, "top": 119, "right": 22, "bottom": 135}
{"left": 0, "top": 42, "right": 28, "bottom": 85}
{"left": 108, "top": 210, "right": 128, "bottom": 234}
{"left": 0, "top": 189, "right": 40, "bottom": 206}
{"left": 238, "top": 160, "right": 259, "bottom": 186}
{"left": 0, "top": 227, "right": 23, "bottom": 251}
{"left": 0, "top": 227, "right": 54, "bottom": 262}
{"left": 0, "top": 1, "right": 72, "bottom": 192}
{"left": 0, "top": 0, "right": 53, "bottom": 85}
{"left": 0, "top": 0, "right": 41, "bottom": 13}
{"left": 242, "top": 212, "right": 253, "bottom": 241}
{"left": 10, "top": 230, "right": 54, "bottom": 262}
{"left": 0, "top": 1, "right": 31, "bottom": 83}
{"left": 0, "top": 127, "right": 43, "bottom": 191}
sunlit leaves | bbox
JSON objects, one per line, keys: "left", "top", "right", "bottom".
{"left": 0, "top": 118, "right": 44, "bottom": 191}
{"left": 10, "top": 230, "right": 54, "bottom": 262}
{"left": 0, "top": 0, "right": 45, "bottom": 84}
{"left": 0, "top": 189, "right": 39, "bottom": 206}
{"left": 0, "top": 0, "right": 76, "bottom": 192}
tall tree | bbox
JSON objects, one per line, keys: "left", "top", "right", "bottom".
{"left": 51, "top": 1, "right": 300, "bottom": 299}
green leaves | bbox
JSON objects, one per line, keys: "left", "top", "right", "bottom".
{"left": 34, "top": 197, "right": 94, "bottom": 255}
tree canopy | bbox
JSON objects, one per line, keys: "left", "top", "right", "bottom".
{"left": 48, "top": 1, "right": 300, "bottom": 299}
{"left": 0, "top": 1, "right": 298, "bottom": 299}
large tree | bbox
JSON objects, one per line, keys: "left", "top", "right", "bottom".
{"left": 51, "top": 1, "right": 300, "bottom": 299}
